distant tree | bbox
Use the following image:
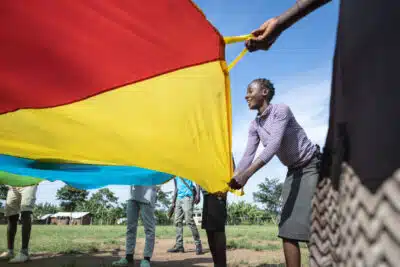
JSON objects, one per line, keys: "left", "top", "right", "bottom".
{"left": 90, "top": 188, "right": 118, "bottom": 208}
{"left": 81, "top": 188, "right": 119, "bottom": 225}
{"left": 120, "top": 202, "right": 127, "bottom": 215}
{"left": 108, "top": 204, "right": 125, "bottom": 224}
{"left": 154, "top": 209, "right": 172, "bottom": 225}
{"left": 33, "top": 202, "right": 59, "bottom": 219}
{"left": 56, "top": 185, "right": 88, "bottom": 212}
{"left": 227, "top": 201, "right": 267, "bottom": 225}
{"left": 253, "top": 177, "right": 283, "bottom": 222}
{"left": 155, "top": 186, "right": 172, "bottom": 211}
{"left": 0, "top": 185, "right": 8, "bottom": 200}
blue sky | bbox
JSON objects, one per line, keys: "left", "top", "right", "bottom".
{"left": 34, "top": 0, "right": 340, "bottom": 206}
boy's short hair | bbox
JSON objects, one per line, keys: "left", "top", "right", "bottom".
{"left": 252, "top": 78, "right": 275, "bottom": 102}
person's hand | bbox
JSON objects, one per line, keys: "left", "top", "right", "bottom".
{"left": 194, "top": 193, "right": 200, "bottom": 205}
{"left": 228, "top": 178, "right": 242, "bottom": 190}
{"left": 228, "top": 172, "right": 250, "bottom": 190}
{"left": 167, "top": 203, "right": 175, "bottom": 219}
{"left": 245, "top": 17, "right": 281, "bottom": 52}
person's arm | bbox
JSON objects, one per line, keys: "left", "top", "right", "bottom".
{"left": 194, "top": 184, "right": 201, "bottom": 204}
{"left": 231, "top": 105, "right": 291, "bottom": 189}
{"left": 277, "top": 0, "right": 331, "bottom": 31}
{"left": 234, "top": 122, "right": 260, "bottom": 175}
{"left": 246, "top": 0, "right": 332, "bottom": 52}
{"left": 171, "top": 176, "right": 177, "bottom": 207}
{"left": 228, "top": 124, "right": 259, "bottom": 190}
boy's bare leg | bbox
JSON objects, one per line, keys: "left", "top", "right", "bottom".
{"left": 21, "top": 211, "right": 33, "bottom": 253}
{"left": 7, "top": 215, "right": 19, "bottom": 251}
{"left": 206, "top": 231, "right": 216, "bottom": 262}
{"left": 213, "top": 232, "right": 227, "bottom": 267}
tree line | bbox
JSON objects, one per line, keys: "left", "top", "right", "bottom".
{"left": 0, "top": 177, "right": 283, "bottom": 225}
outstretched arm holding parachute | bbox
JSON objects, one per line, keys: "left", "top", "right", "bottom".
{"left": 245, "top": 0, "right": 332, "bottom": 52}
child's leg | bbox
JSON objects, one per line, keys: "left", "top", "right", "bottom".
{"left": 203, "top": 193, "right": 227, "bottom": 267}
{"left": 126, "top": 200, "right": 140, "bottom": 262}
{"left": 20, "top": 185, "right": 37, "bottom": 255}
{"left": 282, "top": 238, "right": 300, "bottom": 267}
{"left": 174, "top": 199, "right": 185, "bottom": 250}
{"left": 140, "top": 203, "right": 155, "bottom": 261}
{"left": 206, "top": 231, "right": 216, "bottom": 261}
{"left": 7, "top": 215, "right": 19, "bottom": 252}
{"left": 5, "top": 187, "right": 21, "bottom": 254}
{"left": 213, "top": 231, "right": 227, "bottom": 267}
{"left": 20, "top": 211, "right": 32, "bottom": 254}
{"left": 182, "top": 197, "right": 201, "bottom": 249}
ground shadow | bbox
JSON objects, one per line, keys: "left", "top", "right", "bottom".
{"left": 0, "top": 253, "right": 214, "bottom": 267}
{"left": 255, "top": 264, "right": 285, "bottom": 267}
{"left": 183, "top": 248, "right": 211, "bottom": 254}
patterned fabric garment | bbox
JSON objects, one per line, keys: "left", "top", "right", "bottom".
{"left": 236, "top": 103, "right": 317, "bottom": 173}
{"left": 309, "top": 164, "right": 400, "bottom": 267}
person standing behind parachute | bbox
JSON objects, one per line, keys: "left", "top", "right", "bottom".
{"left": 112, "top": 185, "right": 156, "bottom": 267}
{"left": 201, "top": 156, "right": 235, "bottom": 267}
{"left": 0, "top": 185, "right": 38, "bottom": 264}
{"left": 167, "top": 176, "right": 203, "bottom": 255}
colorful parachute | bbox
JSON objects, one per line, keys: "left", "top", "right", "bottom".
{"left": 0, "top": 1, "right": 248, "bottom": 193}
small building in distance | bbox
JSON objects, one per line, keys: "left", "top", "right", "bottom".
{"left": 39, "top": 214, "right": 53, "bottom": 225}
{"left": 51, "top": 212, "right": 92, "bottom": 225}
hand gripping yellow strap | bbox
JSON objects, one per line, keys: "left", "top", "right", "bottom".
{"left": 224, "top": 34, "right": 253, "bottom": 71}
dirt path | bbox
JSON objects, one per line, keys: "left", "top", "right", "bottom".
{"left": 0, "top": 239, "right": 286, "bottom": 267}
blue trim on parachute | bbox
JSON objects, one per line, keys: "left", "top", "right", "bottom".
{"left": 0, "top": 154, "right": 174, "bottom": 189}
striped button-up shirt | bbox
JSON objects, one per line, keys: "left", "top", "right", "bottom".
{"left": 236, "top": 103, "right": 316, "bottom": 174}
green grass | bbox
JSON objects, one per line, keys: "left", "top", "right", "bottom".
{"left": 0, "top": 225, "right": 282, "bottom": 254}
{"left": 226, "top": 239, "right": 281, "bottom": 251}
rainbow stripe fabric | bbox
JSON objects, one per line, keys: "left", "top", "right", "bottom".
{"left": 0, "top": 1, "right": 237, "bottom": 192}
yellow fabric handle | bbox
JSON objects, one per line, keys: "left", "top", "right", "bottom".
{"left": 224, "top": 34, "right": 253, "bottom": 71}
{"left": 231, "top": 187, "right": 244, "bottom": 196}
{"left": 227, "top": 49, "right": 248, "bottom": 72}
{"left": 224, "top": 34, "right": 253, "bottom": 44}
